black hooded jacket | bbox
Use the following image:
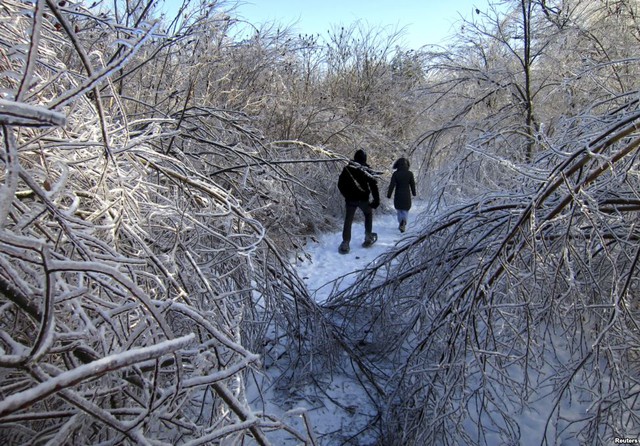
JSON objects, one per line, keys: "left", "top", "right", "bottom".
{"left": 387, "top": 157, "right": 416, "bottom": 211}
{"left": 338, "top": 150, "right": 380, "bottom": 204}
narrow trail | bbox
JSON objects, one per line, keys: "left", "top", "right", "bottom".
{"left": 246, "top": 206, "right": 425, "bottom": 445}
{"left": 294, "top": 205, "right": 422, "bottom": 303}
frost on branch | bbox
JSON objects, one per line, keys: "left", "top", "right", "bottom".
{"left": 0, "top": 1, "right": 320, "bottom": 444}
{"left": 0, "top": 99, "right": 66, "bottom": 127}
{"left": 326, "top": 100, "right": 640, "bottom": 444}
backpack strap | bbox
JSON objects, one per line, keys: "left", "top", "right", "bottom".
{"left": 345, "top": 165, "right": 366, "bottom": 193}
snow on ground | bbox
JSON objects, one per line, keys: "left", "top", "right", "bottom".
{"left": 295, "top": 206, "right": 416, "bottom": 303}
{"left": 245, "top": 206, "right": 421, "bottom": 445}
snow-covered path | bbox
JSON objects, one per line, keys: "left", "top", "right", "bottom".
{"left": 294, "top": 206, "right": 418, "bottom": 303}
{"left": 246, "top": 207, "right": 422, "bottom": 445}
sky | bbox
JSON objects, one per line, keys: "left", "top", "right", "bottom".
{"left": 161, "top": 0, "right": 489, "bottom": 49}
{"left": 234, "top": 0, "right": 484, "bottom": 48}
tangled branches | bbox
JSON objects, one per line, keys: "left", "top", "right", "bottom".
{"left": 326, "top": 103, "right": 640, "bottom": 445}
{"left": 0, "top": 1, "right": 326, "bottom": 444}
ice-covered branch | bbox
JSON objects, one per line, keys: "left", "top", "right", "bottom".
{"left": 0, "top": 334, "right": 194, "bottom": 418}
{"left": 0, "top": 99, "right": 66, "bottom": 127}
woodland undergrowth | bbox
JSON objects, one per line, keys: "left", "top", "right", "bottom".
{"left": 1, "top": 0, "right": 640, "bottom": 445}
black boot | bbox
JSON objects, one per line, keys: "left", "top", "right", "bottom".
{"left": 362, "top": 232, "right": 377, "bottom": 248}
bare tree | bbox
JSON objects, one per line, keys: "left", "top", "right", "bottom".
{"left": 320, "top": 1, "right": 640, "bottom": 444}
{"left": 325, "top": 91, "right": 640, "bottom": 446}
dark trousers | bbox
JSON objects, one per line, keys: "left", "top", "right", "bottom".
{"left": 342, "top": 200, "right": 372, "bottom": 242}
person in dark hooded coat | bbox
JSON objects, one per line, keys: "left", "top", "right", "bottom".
{"left": 337, "top": 149, "right": 380, "bottom": 254}
{"left": 387, "top": 157, "right": 416, "bottom": 232}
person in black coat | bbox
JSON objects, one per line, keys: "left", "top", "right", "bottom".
{"left": 337, "top": 149, "right": 380, "bottom": 254}
{"left": 387, "top": 157, "right": 416, "bottom": 232}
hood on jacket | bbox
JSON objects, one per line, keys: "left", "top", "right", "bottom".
{"left": 354, "top": 149, "right": 367, "bottom": 165}
{"left": 393, "top": 157, "right": 410, "bottom": 170}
